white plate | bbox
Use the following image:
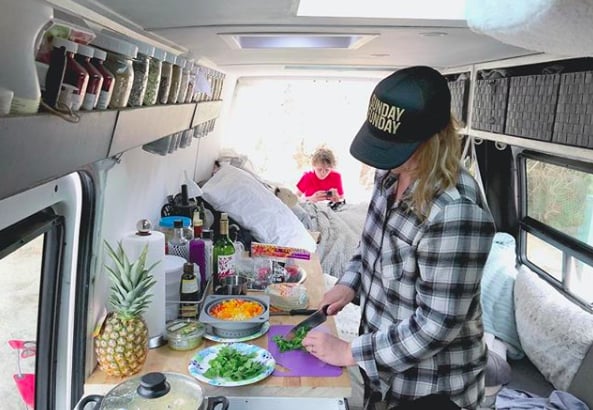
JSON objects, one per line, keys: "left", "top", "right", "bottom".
{"left": 203, "top": 321, "right": 270, "bottom": 343}
{"left": 188, "top": 343, "right": 275, "bottom": 387}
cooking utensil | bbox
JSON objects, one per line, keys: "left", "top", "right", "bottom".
{"left": 284, "top": 305, "right": 329, "bottom": 340}
{"left": 73, "top": 371, "right": 228, "bottom": 410}
{"left": 270, "top": 308, "right": 317, "bottom": 316}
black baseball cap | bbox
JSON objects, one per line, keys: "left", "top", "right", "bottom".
{"left": 350, "top": 66, "right": 451, "bottom": 170}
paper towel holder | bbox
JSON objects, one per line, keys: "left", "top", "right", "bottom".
{"left": 135, "top": 219, "right": 167, "bottom": 349}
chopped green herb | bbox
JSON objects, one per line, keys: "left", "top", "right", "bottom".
{"left": 273, "top": 326, "right": 310, "bottom": 352}
{"left": 203, "top": 345, "right": 266, "bottom": 381}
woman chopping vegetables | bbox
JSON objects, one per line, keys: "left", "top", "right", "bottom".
{"left": 302, "top": 66, "right": 495, "bottom": 410}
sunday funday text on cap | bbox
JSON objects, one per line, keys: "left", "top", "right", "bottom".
{"left": 367, "top": 94, "right": 405, "bottom": 136}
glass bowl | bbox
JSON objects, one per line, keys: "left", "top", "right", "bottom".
{"left": 264, "top": 283, "right": 309, "bottom": 311}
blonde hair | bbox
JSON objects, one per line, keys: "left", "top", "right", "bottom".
{"left": 407, "top": 117, "right": 462, "bottom": 219}
{"left": 311, "top": 147, "right": 336, "bottom": 168}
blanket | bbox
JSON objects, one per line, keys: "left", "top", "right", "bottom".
{"left": 301, "top": 201, "right": 368, "bottom": 278}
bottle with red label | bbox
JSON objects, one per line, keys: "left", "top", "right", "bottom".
{"left": 212, "top": 213, "right": 235, "bottom": 291}
{"left": 52, "top": 38, "right": 88, "bottom": 112}
{"left": 90, "top": 48, "right": 114, "bottom": 110}
{"left": 75, "top": 44, "right": 103, "bottom": 111}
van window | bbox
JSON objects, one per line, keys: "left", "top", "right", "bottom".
{"left": 520, "top": 152, "right": 593, "bottom": 307}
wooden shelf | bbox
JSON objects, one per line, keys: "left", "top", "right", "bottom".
{"left": 0, "top": 101, "right": 220, "bottom": 201}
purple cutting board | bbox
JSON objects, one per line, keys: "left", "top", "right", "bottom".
{"left": 268, "top": 325, "right": 343, "bottom": 377}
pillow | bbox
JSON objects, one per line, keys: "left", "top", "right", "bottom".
{"left": 202, "top": 164, "right": 317, "bottom": 252}
{"left": 514, "top": 266, "right": 593, "bottom": 390}
{"left": 480, "top": 232, "right": 524, "bottom": 359}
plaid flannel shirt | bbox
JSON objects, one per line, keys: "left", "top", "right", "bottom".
{"left": 339, "top": 167, "right": 495, "bottom": 409}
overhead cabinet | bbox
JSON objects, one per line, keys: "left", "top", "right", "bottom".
{"left": 0, "top": 100, "right": 223, "bottom": 201}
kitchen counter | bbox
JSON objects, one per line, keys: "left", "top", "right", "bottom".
{"left": 85, "top": 254, "right": 352, "bottom": 399}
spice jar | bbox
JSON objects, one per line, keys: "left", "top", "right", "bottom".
{"left": 143, "top": 47, "right": 164, "bottom": 106}
{"left": 90, "top": 48, "right": 114, "bottom": 110}
{"left": 52, "top": 38, "right": 89, "bottom": 112}
{"left": 184, "top": 61, "right": 196, "bottom": 103}
{"left": 75, "top": 44, "right": 103, "bottom": 111}
{"left": 178, "top": 59, "right": 192, "bottom": 104}
{"left": 92, "top": 32, "right": 138, "bottom": 109}
{"left": 158, "top": 52, "right": 176, "bottom": 104}
{"left": 127, "top": 42, "right": 154, "bottom": 107}
{"left": 168, "top": 56, "right": 184, "bottom": 104}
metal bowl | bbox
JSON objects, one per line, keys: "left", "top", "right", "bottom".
{"left": 198, "top": 295, "right": 269, "bottom": 338}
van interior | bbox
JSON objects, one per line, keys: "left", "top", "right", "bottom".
{"left": 1, "top": 0, "right": 593, "bottom": 409}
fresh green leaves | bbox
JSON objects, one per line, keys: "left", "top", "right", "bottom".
{"left": 273, "top": 326, "right": 310, "bottom": 352}
{"left": 203, "top": 345, "right": 266, "bottom": 381}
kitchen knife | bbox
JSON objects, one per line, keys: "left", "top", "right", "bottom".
{"left": 284, "top": 305, "right": 329, "bottom": 340}
{"left": 270, "top": 309, "right": 317, "bottom": 316}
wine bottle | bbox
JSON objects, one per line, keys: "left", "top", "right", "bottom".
{"left": 212, "top": 213, "right": 235, "bottom": 290}
{"left": 179, "top": 262, "right": 200, "bottom": 318}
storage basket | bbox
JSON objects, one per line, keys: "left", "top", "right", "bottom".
{"left": 552, "top": 71, "right": 593, "bottom": 148}
{"left": 504, "top": 74, "right": 560, "bottom": 141}
{"left": 472, "top": 77, "right": 509, "bottom": 133}
{"left": 448, "top": 78, "right": 469, "bottom": 124}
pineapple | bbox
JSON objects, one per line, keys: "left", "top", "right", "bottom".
{"left": 94, "top": 241, "right": 157, "bottom": 377}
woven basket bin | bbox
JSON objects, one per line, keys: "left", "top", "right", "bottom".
{"left": 505, "top": 74, "right": 560, "bottom": 141}
{"left": 553, "top": 71, "right": 593, "bottom": 148}
{"left": 472, "top": 78, "right": 509, "bottom": 133}
{"left": 448, "top": 79, "right": 469, "bottom": 124}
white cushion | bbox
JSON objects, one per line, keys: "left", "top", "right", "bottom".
{"left": 514, "top": 266, "right": 593, "bottom": 390}
{"left": 202, "top": 165, "right": 317, "bottom": 253}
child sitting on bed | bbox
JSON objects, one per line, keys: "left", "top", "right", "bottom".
{"left": 296, "top": 147, "right": 345, "bottom": 207}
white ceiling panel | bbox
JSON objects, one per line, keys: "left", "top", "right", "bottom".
{"left": 73, "top": 0, "right": 535, "bottom": 76}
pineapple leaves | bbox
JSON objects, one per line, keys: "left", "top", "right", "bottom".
{"left": 103, "top": 240, "right": 159, "bottom": 316}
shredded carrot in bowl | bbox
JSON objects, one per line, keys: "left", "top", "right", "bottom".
{"left": 209, "top": 299, "right": 265, "bottom": 320}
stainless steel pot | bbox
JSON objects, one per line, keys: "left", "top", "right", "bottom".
{"left": 74, "top": 371, "right": 228, "bottom": 410}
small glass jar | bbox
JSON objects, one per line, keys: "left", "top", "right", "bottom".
{"left": 168, "top": 57, "right": 184, "bottom": 104}
{"left": 144, "top": 47, "right": 164, "bottom": 106}
{"left": 128, "top": 43, "right": 154, "bottom": 107}
{"left": 185, "top": 61, "right": 196, "bottom": 103}
{"left": 178, "top": 59, "right": 192, "bottom": 104}
{"left": 92, "top": 32, "right": 138, "bottom": 109}
{"left": 158, "top": 52, "right": 175, "bottom": 104}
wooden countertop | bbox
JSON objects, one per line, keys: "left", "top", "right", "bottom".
{"left": 85, "top": 255, "right": 352, "bottom": 398}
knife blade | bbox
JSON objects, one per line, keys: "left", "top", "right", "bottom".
{"left": 284, "top": 305, "right": 329, "bottom": 340}
{"left": 270, "top": 309, "right": 318, "bottom": 316}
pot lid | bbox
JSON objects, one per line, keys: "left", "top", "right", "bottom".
{"left": 100, "top": 372, "right": 204, "bottom": 410}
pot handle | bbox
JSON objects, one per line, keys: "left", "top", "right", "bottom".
{"left": 74, "top": 394, "right": 103, "bottom": 410}
{"left": 206, "top": 396, "right": 229, "bottom": 410}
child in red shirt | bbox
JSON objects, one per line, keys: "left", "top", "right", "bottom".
{"left": 296, "top": 147, "right": 345, "bottom": 203}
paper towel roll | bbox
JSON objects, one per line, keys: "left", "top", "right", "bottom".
{"left": 122, "top": 230, "right": 166, "bottom": 343}
{"left": 164, "top": 254, "right": 187, "bottom": 321}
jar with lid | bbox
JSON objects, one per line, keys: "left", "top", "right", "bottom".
{"left": 90, "top": 48, "right": 114, "bottom": 110}
{"left": 48, "top": 38, "right": 89, "bottom": 111}
{"left": 168, "top": 56, "right": 184, "bottom": 104}
{"left": 178, "top": 59, "right": 192, "bottom": 104}
{"left": 184, "top": 61, "right": 196, "bottom": 103}
{"left": 127, "top": 41, "right": 154, "bottom": 107}
{"left": 143, "top": 47, "right": 164, "bottom": 106}
{"left": 91, "top": 31, "right": 138, "bottom": 109}
{"left": 158, "top": 52, "right": 175, "bottom": 104}
{"left": 75, "top": 44, "right": 104, "bottom": 111}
